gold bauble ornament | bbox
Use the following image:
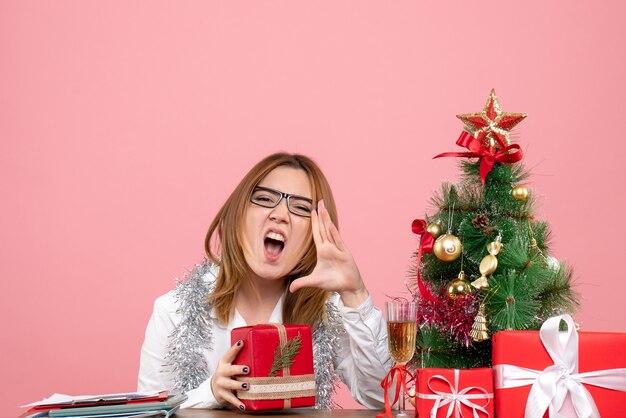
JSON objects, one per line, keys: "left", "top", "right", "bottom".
{"left": 433, "top": 233, "right": 462, "bottom": 261}
{"left": 512, "top": 185, "right": 528, "bottom": 201}
{"left": 447, "top": 271, "right": 472, "bottom": 299}
{"left": 426, "top": 222, "right": 443, "bottom": 239}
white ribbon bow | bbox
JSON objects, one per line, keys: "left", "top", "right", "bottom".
{"left": 494, "top": 314, "right": 626, "bottom": 418}
{"left": 417, "top": 369, "right": 493, "bottom": 418}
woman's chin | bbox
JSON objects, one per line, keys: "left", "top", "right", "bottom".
{"left": 250, "top": 265, "right": 290, "bottom": 283}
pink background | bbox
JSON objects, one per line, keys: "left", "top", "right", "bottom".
{"left": 3, "top": 1, "right": 625, "bottom": 414}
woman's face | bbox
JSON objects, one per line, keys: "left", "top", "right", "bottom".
{"left": 242, "top": 166, "right": 313, "bottom": 283}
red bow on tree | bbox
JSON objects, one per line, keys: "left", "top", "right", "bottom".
{"left": 434, "top": 131, "right": 523, "bottom": 184}
{"left": 411, "top": 219, "right": 439, "bottom": 303}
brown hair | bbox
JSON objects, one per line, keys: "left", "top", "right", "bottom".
{"left": 205, "top": 153, "right": 338, "bottom": 328}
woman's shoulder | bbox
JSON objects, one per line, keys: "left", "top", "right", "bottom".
{"left": 153, "top": 259, "right": 219, "bottom": 313}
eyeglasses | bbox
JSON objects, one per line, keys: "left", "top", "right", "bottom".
{"left": 250, "top": 186, "right": 314, "bottom": 218}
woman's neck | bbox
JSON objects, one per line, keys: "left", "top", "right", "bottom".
{"left": 235, "top": 274, "right": 287, "bottom": 325}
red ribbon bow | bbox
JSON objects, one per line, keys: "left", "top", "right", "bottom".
{"left": 434, "top": 131, "right": 524, "bottom": 184}
{"left": 412, "top": 219, "right": 439, "bottom": 303}
{"left": 377, "top": 365, "right": 416, "bottom": 418}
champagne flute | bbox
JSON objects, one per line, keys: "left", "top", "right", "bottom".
{"left": 385, "top": 300, "right": 417, "bottom": 418}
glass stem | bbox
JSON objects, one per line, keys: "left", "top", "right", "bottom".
{"left": 398, "top": 386, "right": 405, "bottom": 414}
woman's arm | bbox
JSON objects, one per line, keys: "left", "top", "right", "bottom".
{"left": 332, "top": 294, "right": 392, "bottom": 409}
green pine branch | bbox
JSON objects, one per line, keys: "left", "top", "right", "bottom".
{"left": 488, "top": 272, "right": 540, "bottom": 331}
{"left": 268, "top": 332, "right": 302, "bottom": 377}
{"left": 536, "top": 264, "right": 580, "bottom": 319}
{"left": 416, "top": 326, "right": 492, "bottom": 368}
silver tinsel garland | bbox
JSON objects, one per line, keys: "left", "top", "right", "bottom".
{"left": 164, "top": 259, "right": 342, "bottom": 409}
{"left": 312, "top": 297, "right": 344, "bottom": 409}
{"left": 165, "top": 259, "right": 215, "bottom": 393}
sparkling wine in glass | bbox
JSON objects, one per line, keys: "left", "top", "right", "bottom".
{"left": 386, "top": 300, "right": 417, "bottom": 418}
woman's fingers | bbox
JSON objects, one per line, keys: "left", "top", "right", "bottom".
{"left": 328, "top": 222, "right": 346, "bottom": 252}
{"left": 220, "top": 363, "right": 250, "bottom": 378}
{"left": 316, "top": 200, "right": 330, "bottom": 243}
{"left": 221, "top": 339, "right": 245, "bottom": 364}
{"left": 215, "top": 374, "right": 249, "bottom": 391}
{"left": 224, "top": 395, "right": 244, "bottom": 411}
{"left": 314, "top": 199, "right": 340, "bottom": 248}
{"left": 310, "top": 207, "right": 323, "bottom": 245}
{"left": 211, "top": 340, "right": 251, "bottom": 409}
{"left": 289, "top": 274, "right": 319, "bottom": 293}
{"left": 218, "top": 341, "right": 249, "bottom": 380}
{"left": 211, "top": 373, "right": 247, "bottom": 409}
{"left": 213, "top": 378, "right": 245, "bottom": 410}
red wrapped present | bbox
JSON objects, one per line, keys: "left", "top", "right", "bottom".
{"left": 493, "top": 314, "right": 626, "bottom": 417}
{"left": 231, "top": 324, "right": 316, "bottom": 411}
{"left": 415, "top": 368, "right": 493, "bottom": 418}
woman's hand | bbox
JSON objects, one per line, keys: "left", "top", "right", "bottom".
{"left": 210, "top": 340, "right": 250, "bottom": 410}
{"left": 289, "top": 200, "right": 369, "bottom": 308}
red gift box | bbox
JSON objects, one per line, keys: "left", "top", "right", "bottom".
{"left": 231, "top": 324, "right": 316, "bottom": 411}
{"left": 415, "top": 368, "right": 493, "bottom": 418}
{"left": 493, "top": 315, "right": 626, "bottom": 417}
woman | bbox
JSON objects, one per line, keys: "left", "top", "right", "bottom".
{"left": 138, "top": 153, "right": 391, "bottom": 410}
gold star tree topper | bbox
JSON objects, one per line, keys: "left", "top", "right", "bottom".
{"left": 456, "top": 89, "right": 527, "bottom": 151}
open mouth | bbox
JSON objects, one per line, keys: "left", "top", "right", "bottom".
{"left": 264, "top": 231, "right": 285, "bottom": 258}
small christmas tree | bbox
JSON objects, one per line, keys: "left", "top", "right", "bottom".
{"left": 410, "top": 90, "right": 579, "bottom": 369}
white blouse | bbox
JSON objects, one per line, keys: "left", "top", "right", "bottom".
{"left": 137, "top": 271, "right": 391, "bottom": 409}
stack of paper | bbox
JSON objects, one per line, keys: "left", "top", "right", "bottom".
{"left": 20, "top": 391, "right": 187, "bottom": 418}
